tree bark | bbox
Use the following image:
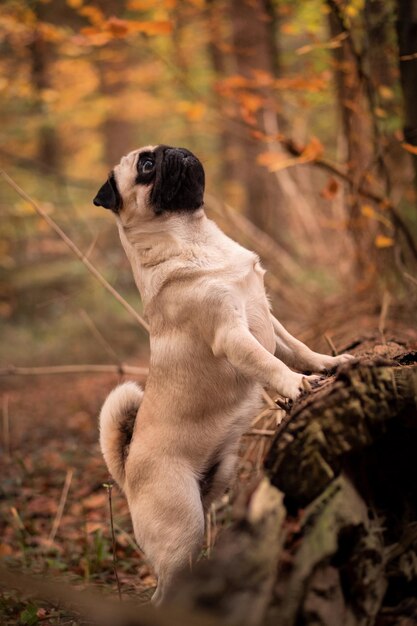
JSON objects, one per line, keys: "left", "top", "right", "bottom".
{"left": 228, "top": 0, "right": 286, "bottom": 238}
{"left": 327, "top": 0, "right": 376, "bottom": 272}
{"left": 95, "top": 0, "right": 134, "bottom": 165}
{"left": 396, "top": 0, "right": 417, "bottom": 197}
{"left": 29, "top": 3, "right": 61, "bottom": 172}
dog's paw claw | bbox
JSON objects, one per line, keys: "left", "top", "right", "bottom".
{"left": 302, "top": 377, "right": 312, "bottom": 392}
{"left": 276, "top": 398, "right": 293, "bottom": 412}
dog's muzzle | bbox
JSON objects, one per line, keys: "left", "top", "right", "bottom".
{"left": 93, "top": 172, "right": 122, "bottom": 213}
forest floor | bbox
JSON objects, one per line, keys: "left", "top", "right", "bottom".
{"left": 1, "top": 301, "right": 416, "bottom": 625}
{"left": 0, "top": 373, "right": 156, "bottom": 625}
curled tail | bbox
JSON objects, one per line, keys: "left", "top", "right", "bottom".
{"left": 99, "top": 381, "right": 143, "bottom": 488}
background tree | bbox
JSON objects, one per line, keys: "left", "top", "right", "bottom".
{"left": 397, "top": 0, "right": 417, "bottom": 196}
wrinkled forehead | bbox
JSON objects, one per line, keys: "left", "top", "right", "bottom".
{"left": 122, "top": 145, "right": 157, "bottom": 162}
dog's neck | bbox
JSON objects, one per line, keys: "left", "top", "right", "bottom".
{"left": 116, "top": 208, "right": 210, "bottom": 305}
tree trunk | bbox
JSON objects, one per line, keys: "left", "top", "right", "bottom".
{"left": 327, "top": 0, "right": 376, "bottom": 273}
{"left": 172, "top": 339, "right": 417, "bottom": 626}
{"left": 396, "top": 0, "right": 417, "bottom": 197}
{"left": 95, "top": 0, "right": 134, "bottom": 165}
{"left": 29, "top": 3, "right": 61, "bottom": 172}
{"left": 228, "top": 0, "right": 286, "bottom": 238}
{"left": 207, "top": 0, "right": 243, "bottom": 208}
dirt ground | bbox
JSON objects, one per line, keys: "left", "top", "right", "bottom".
{"left": 0, "top": 372, "right": 157, "bottom": 624}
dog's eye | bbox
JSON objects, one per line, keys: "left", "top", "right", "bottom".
{"left": 141, "top": 159, "right": 154, "bottom": 174}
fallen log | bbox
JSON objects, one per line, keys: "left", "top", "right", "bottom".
{"left": 172, "top": 339, "right": 417, "bottom": 626}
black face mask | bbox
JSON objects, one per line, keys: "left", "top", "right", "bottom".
{"left": 150, "top": 146, "right": 205, "bottom": 215}
{"left": 93, "top": 172, "right": 122, "bottom": 213}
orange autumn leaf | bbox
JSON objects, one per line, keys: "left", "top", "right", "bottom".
{"left": 361, "top": 204, "right": 377, "bottom": 219}
{"left": 106, "top": 17, "right": 130, "bottom": 37}
{"left": 257, "top": 151, "right": 299, "bottom": 172}
{"left": 186, "top": 103, "right": 206, "bottom": 121}
{"left": 80, "top": 16, "right": 173, "bottom": 42}
{"left": 177, "top": 101, "right": 206, "bottom": 121}
{"left": 83, "top": 493, "right": 107, "bottom": 509}
{"left": 274, "top": 75, "right": 328, "bottom": 92}
{"left": 375, "top": 234, "right": 394, "bottom": 248}
{"left": 0, "top": 544, "right": 13, "bottom": 556}
{"left": 258, "top": 138, "right": 323, "bottom": 173}
{"left": 361, "top": 205, "right": 392, "bottom": 228}
{"left": 78, "top": 5, "right": 105, "bottom": 26}
{"left": 402, "top": 142, "right": 417, "bottom": 156}
{"left": 320, "top": 177, "right": 340, "bottom": 200}
{"left": 128, "top": 19, "right": 173, "bottom": 35}
{"left": 302, "top": 136, "right": 324, "bottom": 160}
{"left": 239, "top": 91, "right": 263, "bottom": 113}
{"left": 215, "top": 75, "right": 252, "bottom": 92}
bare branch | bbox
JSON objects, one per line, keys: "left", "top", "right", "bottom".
{"left": 0, "top": 169, "right": 150, "bottom": 333}
{"left": 49, "top": 469, "right": 73, "bottom": 542}
{"left": 279, "top": 138, "right": 417, "bottom": 263}
{"left": 0, "top": 364, "right": 148, "bottom": 377}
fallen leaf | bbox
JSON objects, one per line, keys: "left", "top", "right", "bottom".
{"left": 0, "top": 543, "right": 13, "bottom": 556}
{"left": 375, "top": 234, "right": 394, "bottom": 248}
{"left": 83, "top": 493, "right": 107, "bottom": 510}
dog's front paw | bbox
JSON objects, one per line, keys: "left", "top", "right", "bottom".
{"left": 318, "top": 353, "right": 355, "bottom": 373}
{"left": 280, "top": 373, "right": 320, "bottom": 402}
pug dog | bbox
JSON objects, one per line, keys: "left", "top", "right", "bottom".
{"left": 93, "top": 145, "right": 353, "bottom": 605}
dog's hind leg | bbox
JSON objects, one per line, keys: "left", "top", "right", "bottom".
{"left": 127, "top": 465, "right": 204, "bottom": 606}
{"left": 200, "top": 450, "right": 238, "bottom": 514}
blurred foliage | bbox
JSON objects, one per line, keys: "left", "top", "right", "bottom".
{"left": 0, "top": 0, "right": 416, "bottom": 368}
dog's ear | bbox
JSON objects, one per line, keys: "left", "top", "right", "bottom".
{"left": 151, "top": 149, "right": 205, "bottom": 214}
{"left": 93, "top": 173, "right": 122, "bottom": 212}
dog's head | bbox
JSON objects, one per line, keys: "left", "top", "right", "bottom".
{"left": 93, "top": 145, "right": 205, "bottom": 222}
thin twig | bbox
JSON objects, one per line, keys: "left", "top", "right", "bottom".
{"left": 104, "top": 482, "right": 122, "bottom": 602}
{"left": 378, "top": 291, "right": 391, "bottom": 342}
{"left": 400, "top": 51, "right": 417, "bottom": 61}
{"left": 0, "top": 169, "right": 149, "bottom": 333}
{"left": 113, "top": 523, "right": 145, "bottom": 558}
{"left": 248, "top": 429, "right": 275, "bottom": 436}
{"left": 403, "top": 271, "right": 417, "bottom": 287}
{"left": 0, "top": 364, "right": 148, "bottom": 377}
{"left": 206, "top": 509, "right": 212, "bottom": 558}
{"left": 79, "top": 309, "right": 122, "bottom": 364}
{"left": 49, "top": 469, "right": 73, "bottom": 542}
{"left": 279, "top": 137, "right": 417, "bottom": 263}
{"left": 2, "top": 394, "right": 10, "bottom": 459}
{"left": 255, "top": 437, "right": 267, "bottom": 473}
{"left": 261, "top": 389, "right": 278, "bottom": 409}
{"left": 10, "top": 507, "right": 28, "bottom": 564}
{"left": 275, "top": 397, "right": 292, "bottom": 412}
{"left": 323, "top": 334, "right": 338, "bottom": 356}
{"left": 250, "top": 406, "right": 278, "bottom": 428}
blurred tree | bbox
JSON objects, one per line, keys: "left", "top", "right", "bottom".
{"left": 29, "top": 1, "right": 61, "bottom": 172}
{"left": 91, "top": 1, "right": 135, "bottom": 164}
{"left": 1, "top": 0, "right": 416, "bottom": 371}
{"left": 206, "top": 0, "right": 241, "bottom": 202}
{"left": 396, "top": 0, "right": 417, "bottom": 197}
{"left": 228, "top": 0, "right": 286, "bottom": 238}
{"left": 327, "top": 0, "right": 375, "bottom": 272}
